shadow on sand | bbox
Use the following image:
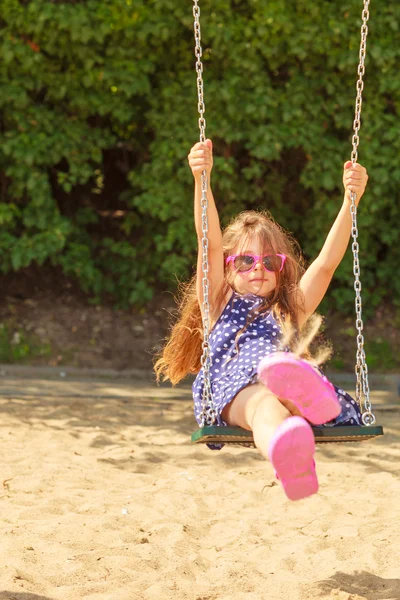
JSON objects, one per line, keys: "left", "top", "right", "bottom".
{"left": 0, "top": 592, "right": 56, "bottom": 600}
{"left": 315, "top": 570, "right": 400, "bottom": 600}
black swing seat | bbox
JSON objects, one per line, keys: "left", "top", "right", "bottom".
{"left": 191, "top": 424, "right": 384, "bottom": 446}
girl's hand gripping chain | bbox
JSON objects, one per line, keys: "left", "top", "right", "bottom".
{"left": 188, "top": 139, "right": 214, "bottom": 182}
{"left": 343, "top": 161, "right": 368, "bottom": 205}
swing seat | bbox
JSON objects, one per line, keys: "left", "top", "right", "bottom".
{"left": 191, "top": 424, "right": 384, "bottom": 446}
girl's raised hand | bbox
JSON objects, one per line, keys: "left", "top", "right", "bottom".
{"left": 343, "top": 161, "right": 368, "bottom": 205}
{"left": 188, "top": 139, "right": 213, "bottom": 181}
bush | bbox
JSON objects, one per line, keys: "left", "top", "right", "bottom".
{"left": 0, "top": 0, "right": 399, "bottom": 313}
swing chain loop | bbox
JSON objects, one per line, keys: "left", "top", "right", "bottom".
{"left": 351, "top": 0, "right": 369, "bottom": 165}
{"left": 193, "top": 0, "right": 216, "bottom": 426}
{"left": 193, "top": 1, "right": 206, "bottom": 144}
{"left": 350, "top": 0, "right": 375, "bottom": 427}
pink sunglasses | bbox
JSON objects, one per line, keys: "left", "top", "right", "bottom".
{"left": 226, "top": 253, "right": 287, "bottom": 273}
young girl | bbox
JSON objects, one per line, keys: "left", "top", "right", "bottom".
{"left": 155, "top": 138, "right": 368, "bottom": 502}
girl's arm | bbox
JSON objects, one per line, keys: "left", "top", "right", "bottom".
{"left": 188, "top": 140, "right": 228, "bottom": 321}
{"left": 298, "top": 162, "right": 369, "bottom": 326}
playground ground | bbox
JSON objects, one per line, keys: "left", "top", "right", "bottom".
{"left": 0, "top": 366, "right": 399, "bottom": 600}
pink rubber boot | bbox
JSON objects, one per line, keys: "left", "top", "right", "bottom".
{"left": 258, "top": 352, "right": 341, "bottom": 425}
{"left": 269, "top": 416, "right": 318, "bottom": 501}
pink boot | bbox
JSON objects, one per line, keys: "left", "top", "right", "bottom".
{"left": 269, "top": 416, "right": 318, "bottom": 501}
{"left": 258, "top": 352, "right": 341, "bottom": 425}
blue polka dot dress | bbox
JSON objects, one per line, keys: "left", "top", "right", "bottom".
{"left": 192, "top": 292, "right": 362, "bottom": 449}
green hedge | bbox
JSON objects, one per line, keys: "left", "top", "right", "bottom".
{"left": 0, "top": 0, "right": 399, "bottom": 313}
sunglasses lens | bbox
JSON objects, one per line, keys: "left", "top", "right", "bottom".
{"left": 233, "top": 255, "right": 255, "bottom": 272}
{"left": 263, "top": 255, "right": 283, "bottom": 271}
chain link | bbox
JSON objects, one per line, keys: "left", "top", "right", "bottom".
{"left": 193, "top": 1, "right": 217, "bottom": 426}
{"left": 350, "top": 0, "right": 375, "bottom": 426}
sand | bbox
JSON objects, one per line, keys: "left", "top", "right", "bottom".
{"left": 0, "top": 368, "right": 399, "bottom": 600}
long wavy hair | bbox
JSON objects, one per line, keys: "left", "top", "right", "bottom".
{"left": 154, "top": 210, "right": 308, "bottom": 385}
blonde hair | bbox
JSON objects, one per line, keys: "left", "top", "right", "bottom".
{"left": 154, "top": 209, "right": 309, "bottom": 385}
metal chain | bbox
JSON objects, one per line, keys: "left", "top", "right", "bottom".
{"left": 350, "top": 0, "right": 375, "bottom": 426}
{"left": 193, "top": 0, "right": 217, "bottom": 426}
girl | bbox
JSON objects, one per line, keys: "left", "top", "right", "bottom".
{"left": 155, "top": 139, "right": 368, "bottom": 502}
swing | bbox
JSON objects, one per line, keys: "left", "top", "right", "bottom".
{"left": 190, "top": 0, "right": 383, "bottom": 446}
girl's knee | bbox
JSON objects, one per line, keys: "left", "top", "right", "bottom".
{"left": 252, "top": 392, "right": 291, "bottom": 426}
{"left": 222, "top": 383, "right": 290, "bottom": 430}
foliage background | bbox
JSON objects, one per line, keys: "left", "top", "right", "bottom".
{"left": 0, "top": 0, "right": 399, "bottom": 316}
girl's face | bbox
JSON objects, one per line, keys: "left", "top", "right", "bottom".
{"left": 228, "top": 239, "right": 278, "bottom": 297}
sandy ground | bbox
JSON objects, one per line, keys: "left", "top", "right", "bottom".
{"left": 0, "top": 367, "right": 399, "bottom": 600}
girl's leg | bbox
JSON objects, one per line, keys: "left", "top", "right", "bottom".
{"left": 257, "top": 352, "right": 341, "bottom": 425}
{"left": 221, "top": 383, "right": 291, "bottom": 460}
{"left": 222, "top": 384, "right": 318, "bottom": 500}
